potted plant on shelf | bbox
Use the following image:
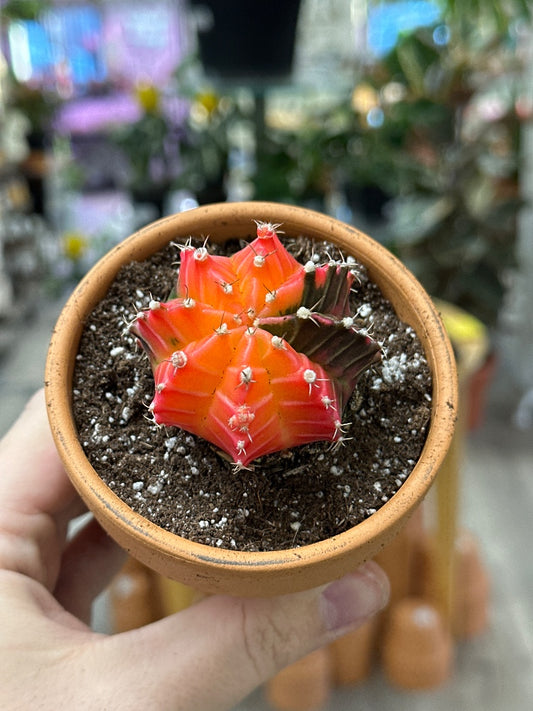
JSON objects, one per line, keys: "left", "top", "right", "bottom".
{"left": 45, "top": 201, "right": 456, "bottom": 597}
{"left": 111, "top": 82, "right": 179, "bottom": 216}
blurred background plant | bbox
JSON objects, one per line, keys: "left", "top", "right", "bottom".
{"left": 240, "top": 0, "right": 530, "bottom": 330}
{"left": 7, "top": 83, "right": 59, "bottom": 143}
{"left": 110, "top": 81, "right": 179, "bottom": 214}
{"left": 169, "top": 56, "right": 242, "bottom": 205}
{"left": 1, "top": 1, "right": 57, "bottom": 140}
{"left": 372, "top": 11, "right": 522, "bottom": 326}
{"left": 359, "top": 17, "right": 525, "bottom": 329}
{"left": 1, "top": 0, "right": 530, "bottom": 331}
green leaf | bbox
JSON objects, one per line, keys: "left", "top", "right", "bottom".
{"left": 387, "top": 195, "right": 455, "bottom": 245}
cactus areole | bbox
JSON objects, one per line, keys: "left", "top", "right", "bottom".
{"left": 130, "top": 221, "right": 382, "bottom": 469}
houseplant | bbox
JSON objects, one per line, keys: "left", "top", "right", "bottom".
{"left": 45, "top": 202, "right": 457, "bottom": 596}
{"left": 111, "top": 82, "right": 179, "bottom": 216}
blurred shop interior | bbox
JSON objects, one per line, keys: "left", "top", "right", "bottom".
{"left": 0, "top": 1, "right": 533, "bottom": 710}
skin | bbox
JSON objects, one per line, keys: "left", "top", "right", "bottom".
{"left": 0, "top": 390, "right": 389, "bottom": 711}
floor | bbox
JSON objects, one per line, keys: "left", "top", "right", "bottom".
{"left": 1, "top": 296, "right": 532, "bottom": 711}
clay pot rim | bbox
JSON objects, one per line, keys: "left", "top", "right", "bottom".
{"left": 45, "top": 201, "right": 457, "bottom": 595}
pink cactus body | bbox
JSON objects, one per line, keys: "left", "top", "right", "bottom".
{"left": 131, "top": 222, "right": 381, "bottom": 468}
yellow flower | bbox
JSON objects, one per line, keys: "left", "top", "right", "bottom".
{"left": 351, "top": 84, "right": 379, "bottom": 114}
{"left": 62, "top": 231, "right": 87, "bottom": 261}
{"left": 135, "top": 82, "right": 160, "bottom": 113}
{"left": 195, "top": 91, "right": 219, "bottom": 115}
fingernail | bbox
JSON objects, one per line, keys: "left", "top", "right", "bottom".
{"left": 320, "top": 562, "right": 390, "bottom": 634}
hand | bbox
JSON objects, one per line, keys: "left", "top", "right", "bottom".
{"left": 0, "top": 390, "right": 389, "bottom": 711}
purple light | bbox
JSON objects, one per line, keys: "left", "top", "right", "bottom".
{"left": 54, "top": 93, "right": 141, "bottom": 135}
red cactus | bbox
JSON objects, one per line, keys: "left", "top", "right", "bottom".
{"left": 130, "top": 221, "right": 381, "bottom": 468}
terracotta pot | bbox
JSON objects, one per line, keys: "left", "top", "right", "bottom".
{"left": 452, "top": 530, "right": 490, "bottom": 639}
{"left": 373, "top": 504, "right": 424, "bottom": 608}
{"left": 328, "top": 616, "right": 379, "bottom": 686}
{"left": 45, "top": 202, "right": 457, "bottom": 597}
{"left": 265, "top": 648, "right": 331, "bottom": 711}
{"left": 382, "top": 597, "right": 453, "bottom": 690}
{"left": 467, "top": 350, "right": 497, "bottom": 431}
{"left": 109, "top": 558, "right": 162, "bottom": 632}
{"left": 411, "top": 527, "right": 490, "bottom": 639}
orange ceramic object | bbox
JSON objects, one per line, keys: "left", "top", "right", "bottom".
{"left": 265, "top": 648, "right": 331, "bottom": 711}
{"left": 45, "top": 202, "right": 457, "bottom": 597}
{"left": 329, "top": 617, "right": 379, "bottom": 685}
{"left": 382, "top": 597, "right": 453, "bottom": 689}
{"left": 452, "top": 530, "right": 490, "bottom": 638}
{"left": 109, "top": 558, "right": 162, "bottom": 632}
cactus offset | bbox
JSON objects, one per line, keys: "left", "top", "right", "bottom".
{"left": 130, "top": 221, "right": 381, "bottom": 468}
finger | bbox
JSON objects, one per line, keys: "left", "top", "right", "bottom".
{"left": 0, "top": 390, "right": 85, "bottom": 588}
{"left": 54, "top": 516, "right": 126, "bottom": 624}
{"left": 92, "top": 562, "right": 390, "bottom": 711}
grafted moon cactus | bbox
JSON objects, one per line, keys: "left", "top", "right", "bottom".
{"left": 130, "top": 221, "right": 381, "bottom": 468}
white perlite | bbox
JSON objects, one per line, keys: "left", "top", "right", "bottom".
{"left": 381, "top": 353, "right": 408, "bottom": 383}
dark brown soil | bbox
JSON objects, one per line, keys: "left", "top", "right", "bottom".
{"left": 72, "top": 235, "right": 432, "bottom": 552}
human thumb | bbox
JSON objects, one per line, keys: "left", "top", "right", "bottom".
{"left": 96, "top": 561, "right": 389, "bottom": 711}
